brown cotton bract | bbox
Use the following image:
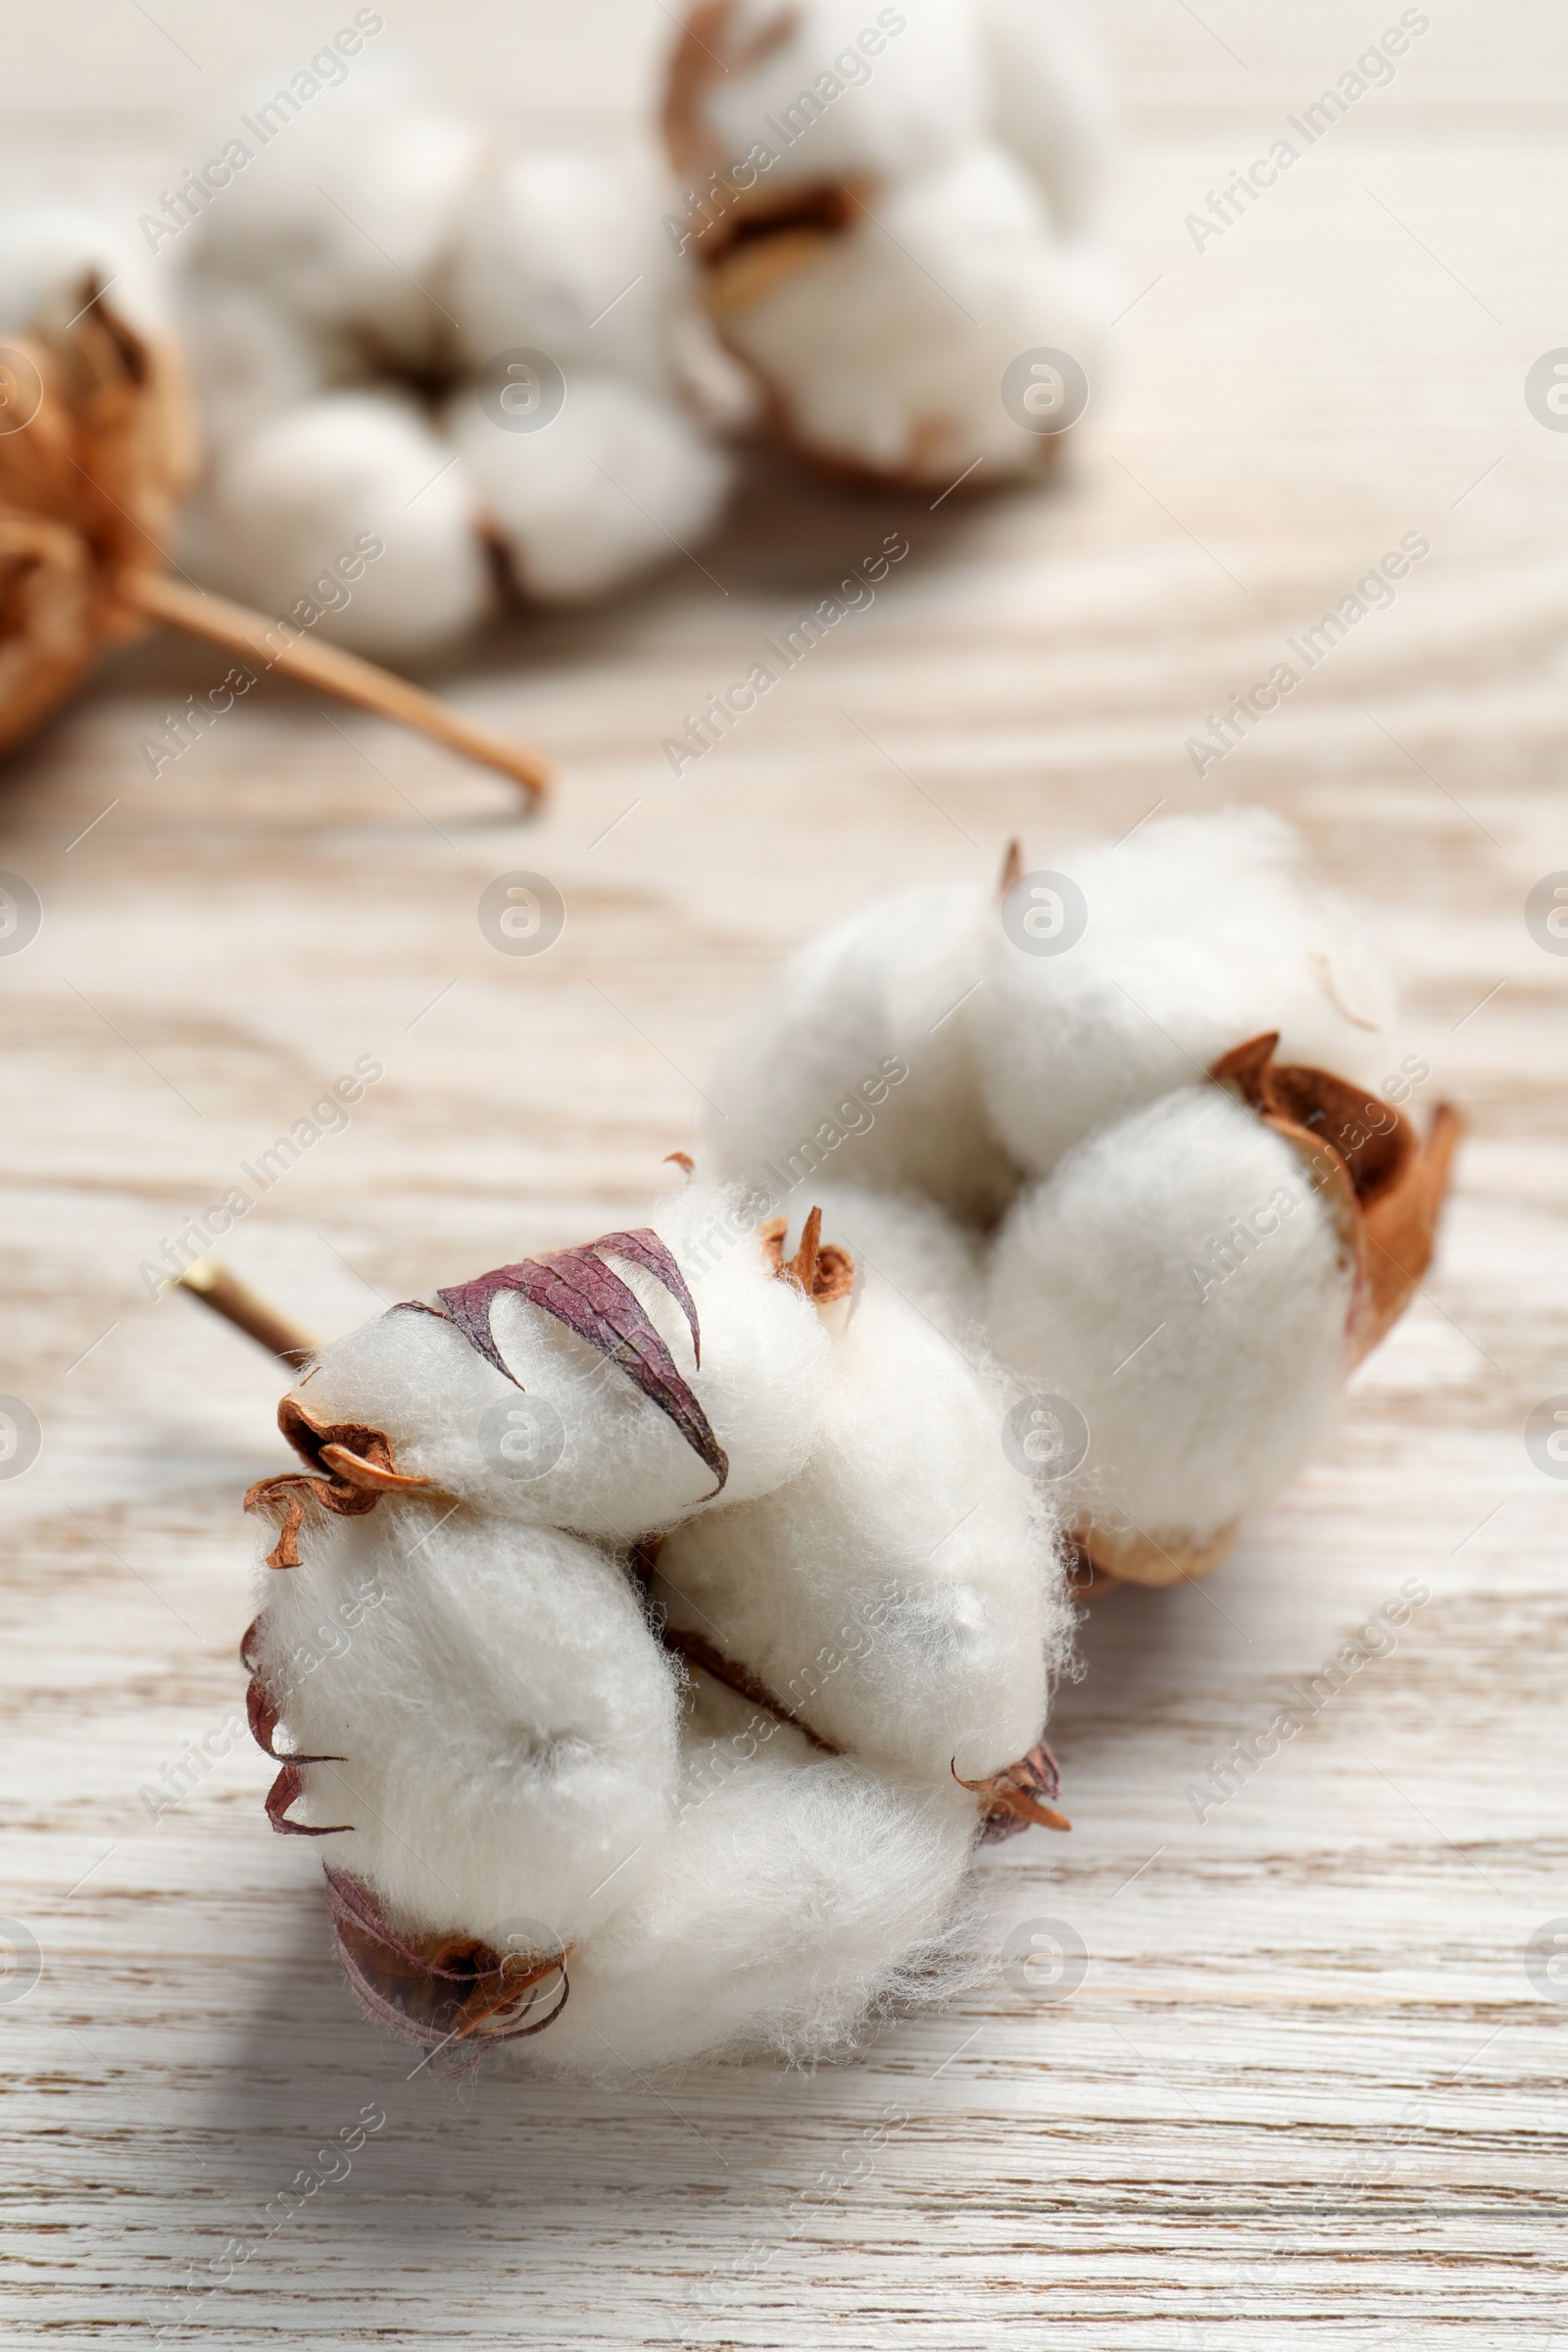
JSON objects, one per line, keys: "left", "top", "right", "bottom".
{"left": 0, "top": 278, "right": 550, "bottom": 800}
{"left": 0, "top": 279, "right": 195, "bottom": 748}
{"left": 1082, "top": 1034, "right": 1462, "bottom": 1592}
{"left": 1210, "top": 1030, "right": 1463, "bottom": 1369}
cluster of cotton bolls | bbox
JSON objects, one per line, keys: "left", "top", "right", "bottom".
{"left": 245, "top": 1183, "right": 1068, "bottom": 2073}
{"left": 163, "top": 0, "right": 1112, "bottom": 658}
{"left": 708, "top": 808, "right": 1460, "bottom": 1586}
{"left": 171, "top": 57, "right": 736, "bottom": 660}
{"left": 662, "top": 0, "right": 1115, "bottom": 489}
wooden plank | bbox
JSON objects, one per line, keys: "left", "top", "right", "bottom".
{"left": 2, "top": 4, "right": 1566, "bottom": 2343}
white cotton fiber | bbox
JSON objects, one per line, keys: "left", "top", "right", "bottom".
{"left": 0, "top": 193, "right": 164, "bottom": 336}
{"left": 287, "top": 1184, "right": 834, "bottom": 1544}
{"left": 663, "top": 0, "right": 1114, "bottom": 487}
{"left": 256, "top": 1504, "right": 681, "bottom": 1941}
{"left": 189, "top": 59, "right": 482, "bottom": 372}
{"left": 450, "top": 151, "right": 688, "bottom": 388}
{"left": 178, "top": 389, "right": 490, "bottom": 656}
{"left": 657, "top": 1252, "right": 1065, "bottom": 1785}
{"left": 670, "top": 0, "right": 987, "bottom": 198}
{"left": 711, "top": 144, "right": 1111, "bottom": 488}
{"left": 986, "top": 1085, "right": 1355, "bottom": 1568}
{"left": 535, "top": 1734, "right": 979, "bottom": 2072}
{"left": 173, "top": 273, "right": 330, "bottom": 449}
{"left": 975, "top": 0, "right": 1113, "bottom": 236}
{"left": 978, "top": 808, "right": 1397, "bottom": 1180}
{"left": 446, "top": 372, "right": 732, "bottom": 605}
{"left": 709, "top": 880, "right": 1020, "bottom": 1226}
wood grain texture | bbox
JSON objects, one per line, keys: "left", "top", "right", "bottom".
{"left": 2, "top": 5, "right": 1567, "bottom": 2345}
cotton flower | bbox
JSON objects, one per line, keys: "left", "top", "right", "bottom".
{"left": 662, "top": 0, "right": 1114, "bottom": 488}
{"left": 242, "top": 1186, "right": 1068, "bottom": 2070}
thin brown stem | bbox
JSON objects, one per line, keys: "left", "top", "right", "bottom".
{"left": 173, "top": 1257, "right": 317, "bottom": 1365}
{"left": 121, "top": 571, "right": 550, "bottom": 805}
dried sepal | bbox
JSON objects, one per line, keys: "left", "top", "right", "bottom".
{"left": 1210, "top": 1031, "right": 1463, "bottom": 1366}
{"left": 0, "top": 278, "right": 195, "bottom": 753}
{"left": 759, "top": 1207, "right": 855, "bottom": 1305}
{"left": 246, "top": 1676, "right": 342, "bottom": 1765}
{"left": 324, "top": 1866, "right": 570, "bottom": 2051}
{"left": 955, "top": 1740, "right": 1070, "bottom": 1841}
{"left": 243, "top": 1399, "right": 431, "bottom": 1570}
{"left": 411, "top": 1227, "right": 728, "bottom": 1494}
{"left": 1069, "top": 1516, "right": 1240, "bottom": 1592}
{"left": 266, "top": 1761, "right": 351, "bottom": 1838}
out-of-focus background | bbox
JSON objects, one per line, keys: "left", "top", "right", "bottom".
{"left": 3, "top": 6, "right": 1567, "bottom": 2346}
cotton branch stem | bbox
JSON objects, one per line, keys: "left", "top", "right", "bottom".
{"left": 122, "top": 571, "right": 550, "bottom": 805}
{"left": 173, "top": 1257, "right": 317, "bottom": 1366}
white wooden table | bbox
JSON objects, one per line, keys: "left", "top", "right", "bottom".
{"left": 3, "top": 4, "right": 1566, "bottom": 2343}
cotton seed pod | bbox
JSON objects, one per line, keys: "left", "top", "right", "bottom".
{"left": 0, "top": 273, "right": 196, "bottom": 748}
{"left": 252, "top": 1507, "right": 681, "bottom": 1945}
{"left": 698, "top": 146, "right": 1112, "bottom": 490}
{"left": 446, "top": 372, "right": 732, "bottom": 607}
{"left": 449, "top": 151, "right": 691, "bottom": 389}
{"left": 0, "top": 217, "right": 548, "bottom": 793}
{"left": 665, "top": 0, "right": 987, "bottom": 205}
{"left": 240, "top": 1196, "right": 1052, "bottom": 2070}
{"left": 180, "top": 390, "right": 491, "bottom": 660}
{"left": 654, "top": 1237, "right": 1069, "bottom": 1791}
{"left": 708, "top": 879, "right": 1019, "bottom": 1225}
{"left": 979, "top": 808, "right": 1397, "bottom": 1181}
{"left": 187, "top": 58, "right": 483, "bottom": 374}
{"left": 662, "top": 0, "right": 1112, "bottom": 489}
{"left": 259, "top": 1185, "right": 834, "bottom": 1550}
{"left": 986, "top": 1045, "right": 1460, "bottom": 1585}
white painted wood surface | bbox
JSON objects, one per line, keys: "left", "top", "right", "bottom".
{"left": 3, "top": 5, "right": 1566, "bottom": 2344}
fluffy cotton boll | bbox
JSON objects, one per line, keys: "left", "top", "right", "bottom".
{"left": 446, "top": 373, "right": 732, "bottom": 605}
{"left": 450, "top": 151, "right": 689, "bottom": 387}
{"left": 0, "top": 193, "right": 164, "bottom": 335}
{"left": 709, "top": 144, "right": 1110, "bottom": 487}
{"left": 709, "top": 880, "right": 1019, "bottom": 1227}
{"left": 802, "top": 1181, "right": 985, "bottom": 1344}
{"left": 656, "top": 1259, "right": 1065, "bottom": 1787}
{"left": 978, "top": 809, "right": 1398, "bottom": 1180}
{"left": 178, "top": 391, "right": 490, "bottom": 657}
{"left": 255, "top": 1503, "right": 681, "bottom": 1943}
{"left": 987, "top": 1086, "right": 1356, "bottom": 1575}
{"left": 666, "top": 0, "right": 987, "bottom": 205}
{"left": 174, "top": 272, "right": 330, "bottom": 450}
{"left": 285, "top": 1186, "right": 834, "bottom": 1545}
{"left": 189, "top": 59, "right": 482, "bottom": 370}
{"left": 535, "top": 1730, "right": 979, "bottom": 2072}
{"left": 974, "top": 0, "right": 1113, "bottom": 236}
